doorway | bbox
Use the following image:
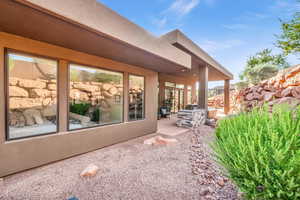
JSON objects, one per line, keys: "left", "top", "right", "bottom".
{"left": 164, "top": 83, "right": 185, "bottom": 113}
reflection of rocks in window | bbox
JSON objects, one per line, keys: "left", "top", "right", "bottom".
{"left": 7, "top": 52, "right": 58, "bottom": 139}
{"left": 68, "top": 64, "right": 123, "bottom": 130}
{"left": 129, "top": 75, "right": 145, "bottom": 121}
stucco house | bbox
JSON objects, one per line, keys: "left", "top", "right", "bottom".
{"left": 0, "top": 0, "right": 233, "bottom": 177}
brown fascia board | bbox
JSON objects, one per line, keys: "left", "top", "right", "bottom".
{"left": 161, "top": 30, "right": 234, "bottom": 80}
{"left": 15, "top": 0, "right": 191, "bottom": 69}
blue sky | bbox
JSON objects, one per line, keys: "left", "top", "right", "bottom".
{"left": 99, "top": 0, "right": 299, "bottom": 87}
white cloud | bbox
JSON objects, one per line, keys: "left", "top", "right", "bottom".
{"left": 222, "top": 23, "right": 249, "bottom": 30}
{"left": 198, "top": 39, "right": 245, "bottom": 53}
{"left": 152, "top": 17, "right": 168, "bottom": 28}
{"left": 269, "top": 0, "right": 300, "bottom": 18}
{"left": 165, "top": 0, "right": 200, "bottom": 16}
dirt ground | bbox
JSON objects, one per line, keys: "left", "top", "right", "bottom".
{"left": 0, "top": 126, "right": 238, "bottom": 200}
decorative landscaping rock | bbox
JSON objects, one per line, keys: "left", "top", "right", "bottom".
{"left": 9, "top": 111, "right": 26, "bottom": 127}
{"left": 9, "top": 86, "right": 29, "bottom": 97}
{"left": 18, "top": 79, "right": 46, "bottom": 89}
{"left": 209, "top": 65, "right": 300, "bottom": 113}
{"left": 30, "top": 88, "right": 51, "bottom": 98}
{"left": 9, "top": 77, "right": 19, "bottom": 86}
{"left": 42, "top": 105, "right": 57, "bottom": 117}
{"left": 10, "top": 98, "right": 43, "bottom": 109}
{"left": 23, "top": 109, "right": 44, "bottom": 126}
{"left": 70, "top": 112, "right": 91, "bottom": 123}
{"left": 80, "top": 164, "right": 99, "bottom": 178}
{"left": 73, "top": 83, "right": 99, "bottom": 93}
{"left": 8, "top": 77, "right": 124, "bottom": 128}
{"left": 47, "top": 83, "right": 57, "bottom": 91}
{"left": 144, "top": 136, "right": 178, "bottom": 145}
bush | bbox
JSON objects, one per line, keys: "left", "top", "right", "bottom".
{"left": 69, "top": 102, "right": 91, "bottom": 116}
{"left": 213, "top": 105, "right": 300, "bottom": 200}
{"left": 91, "top": 108, "right": 100, "bottom": 122}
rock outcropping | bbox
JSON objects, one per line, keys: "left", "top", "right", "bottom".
{"left": 237, "top": 64, "right": 300, "bottom": 110}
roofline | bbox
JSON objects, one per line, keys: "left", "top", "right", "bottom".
{"left": 16, "top": 0, "right": 191, "bottom": 69}
{"left": 161, "top": 29, "right": 233, "bottom": 80}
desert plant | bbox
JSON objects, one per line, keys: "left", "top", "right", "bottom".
{"left": 213, "top": 105, "right": 300, "bottom": 200}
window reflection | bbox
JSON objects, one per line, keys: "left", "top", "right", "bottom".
{"left": 69, "top": 64, "right": 123, "bottom": 130}
{"left": 7, "top": 52, "right": 58, "bottom": 139}
{"left": 129, "top": 75, "right": 145, "bottom": 121}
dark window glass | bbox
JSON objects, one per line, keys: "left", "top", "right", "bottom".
{"left": 129, "top": 75, "right": 145, "bottom": 121}
{"left": 69, "top": 64, "right": 123, "bottom": 130}
{"left": 7, "top": 52, "right": 58, "bottom": 139}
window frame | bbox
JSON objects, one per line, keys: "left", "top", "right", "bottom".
{"left": 67, "top": 62, "right": 125, "bottom": 131}
{"left": 128, "top": 74, "right": 146, "bottom": 122}
{"left": 5, "top": 49, "right": 59, "bottom": 141}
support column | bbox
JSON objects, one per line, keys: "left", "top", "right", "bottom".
{"left": 123, "top": 72, "right": 129, "bottom": 122}
{"left": 198, "top": 65, "right": 208, "bottom": 110}
{"left": 191, "top": 82, "right": 197, "bottom": 104}
{"left": 224, "top": 79, "right": 230, "bottom": 114}
{"left": 183, "top": 85, "right": 188, "bottom": 107}
{"left": 0, "top": 46, "right": 5, "bottom": 142}
{"left": 58, "top": 60, "right": 68, "bottom": 132}
{"left": 158, "top": 79, "right": 165, "bottom": 107}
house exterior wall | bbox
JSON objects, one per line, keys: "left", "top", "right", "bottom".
{"left": 0, "top": 32, "right": 158, "bottom": 177}
{"left": 158, "top": 73, "right": 196, "bottom": 108}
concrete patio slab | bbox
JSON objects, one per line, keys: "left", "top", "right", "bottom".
{"left": 157, "top": 115, "right": 189, "bottom": 137}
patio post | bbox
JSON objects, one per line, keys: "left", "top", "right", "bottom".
{"left": 198, "top": 65, "right": 208, "bottom": 110}
{"left": 191, "top": 83, "right": 197, "bottom": 104}
{"left": 159, "top": 79, "right": 165, "bottom": 107}
{"left": 184, "top": 85, "right": 188, "bottom": 107}
{"left": 224, "top": 79, "right": 230, "bottom": 114}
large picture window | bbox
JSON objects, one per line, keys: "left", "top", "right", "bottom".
{"left": 7, "top": 52, "right": 58, "bottom": 139}
{"left": 69, "top": 64, "right": 123, "bottom": 130}
{"left": 129, "top": 75, "right": 145, "bottom": 121}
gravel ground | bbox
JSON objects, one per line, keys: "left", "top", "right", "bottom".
{"left": 0, "top": 126, "right": 239, "bottom": 200}
{"left": 190, "top": 126, "right": 240, "bottom": 200}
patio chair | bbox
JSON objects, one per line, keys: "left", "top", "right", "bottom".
{"left": 160, "top": 106, "right": 171, "bottom": 119}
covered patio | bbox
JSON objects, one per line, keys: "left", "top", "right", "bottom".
{"left": 158, "top": 30, "right": 233, "bottom": 114}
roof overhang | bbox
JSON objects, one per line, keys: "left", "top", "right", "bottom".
{"left": 162, "top": 30, "right": 234, "bottom": 80}
{"left": 0, "top": 0, "right": 191, "bottom": 74}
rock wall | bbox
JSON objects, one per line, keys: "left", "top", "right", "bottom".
{"left": 237, "top": 64, "right": 300, "bottom": 111}
{"left": 8, "top": 77, "right": 124, "bottom": 127}
{"left": 208, "top": 90, "right": 240, "bottom": 113}
{"left": 208, "top": 64, "right": 300, "bottom": 114}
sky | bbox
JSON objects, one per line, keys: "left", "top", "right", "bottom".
{"left": 98, "top": 0, "right": 300, "bottom": 88}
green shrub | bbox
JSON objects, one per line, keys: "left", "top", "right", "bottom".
{"left": 213, "top": 105, "right": 300, "bottom": 200}
{"left": 91, "top": 108, "right": 100, "bottom": 122}
{"left": 69, "top": 102, "right": 91, "bottom": 116}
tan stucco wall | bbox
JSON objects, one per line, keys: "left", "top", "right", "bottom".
{"left": 0, "top": 32, "right": 158, "bottom": 177}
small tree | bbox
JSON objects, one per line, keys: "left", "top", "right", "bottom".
{"left": 277, "top": 11, "right": 300, "bottom": 56}
{"left": 240, "top": 49, "right": 289, "bottom": 84}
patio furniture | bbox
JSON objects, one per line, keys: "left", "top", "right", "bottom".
{"left": 176, "top": 108, "right": 207, "bottom": 128}
{"left": 160, "top": 106, "right": 171, "bottom": 119}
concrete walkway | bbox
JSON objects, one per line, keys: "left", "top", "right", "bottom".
{"left": 0, "top": 131, "right": 199, "bottom": 200}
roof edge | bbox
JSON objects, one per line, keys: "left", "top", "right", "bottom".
{"left": 161, "top": 29, "right": 233, "bottom": 80}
